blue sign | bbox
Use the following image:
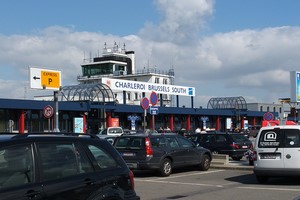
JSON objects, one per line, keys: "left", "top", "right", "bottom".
{"left": 150, "top": 106, "right": 159, "bottom": 115}
{"left": 127, "top": 115, "right": 141, "bottom": 131}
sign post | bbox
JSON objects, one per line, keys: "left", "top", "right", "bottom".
{"left": 141, "top": 97, "right": 150, "bottom": 131}
{"left": 149, "top": 92, "right": 158, "bottom": 131}
{"left": 44, "top": 105, "right": 54, "bottom": 132}
{"left": 30, "top": 67, "right": 62, "bottom": 132}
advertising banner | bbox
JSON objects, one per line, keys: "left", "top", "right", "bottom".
{"left": 290, "top": 71, "right": 300, "bottom": 102}
{"left": 73, "top": 117, "right": 84, "bottom": 133}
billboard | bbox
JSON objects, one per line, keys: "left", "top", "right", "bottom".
{"left": 290, "top": 71, "right": 300, "bottom": 102}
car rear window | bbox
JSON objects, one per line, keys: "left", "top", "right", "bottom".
{"left": 108, "top": 128, "right": 123, "bottom": 134}
{"left": 258, "top": 129, "right": 300, "bottom": 148}
{"left": 258, "top": 129, "right": 282, "bottom": 148}
{"left": 114, "top": 137, "right": 145, "bottom": 149}
{"left": 231, "top": 134, "right": 249, "bottom": 142}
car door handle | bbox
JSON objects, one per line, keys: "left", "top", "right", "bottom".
{"left": 84, "top": 178, "right": 96, "bottom": 185}
{"left": 24, "top": 190, "right": 42, "bottom": 198}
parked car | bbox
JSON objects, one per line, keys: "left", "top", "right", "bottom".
{"left": 98, "top": 127, "right": 124, "bottom": 136}
{"left": 253, "top": 125, "right": 300, "bottom": 183}
{"left": 113, "top": 133, "right": 212, "bottom": 177}
{"left": 0, "top": 133, "right": 140, "bottom": 200}
{"left": 97, "top": 127, "right": 124, "bottom": 144}
{"left": 186, "top": 132, "right": 252, "bottom": 160}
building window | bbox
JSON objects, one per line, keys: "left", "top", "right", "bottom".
{"left": 135, "top": 93, "right": 138, "bottom": 100}
{"left": 155, "top": 77, "right": 159, "bottom": 84}
{"left": 163, "top": 79, "right": 168, "bottom": 84}
{"left": 267, "top": 106, "right": 269, "bottom": 112}
{"left": 260, "top": 106, "right": 263, "bottom": 112}
{"left": 127, "top": 93, "right": 131, "bottom": 101}
{"left": 279, "top": 107, "right": 282, "bottom": 113}
{"left": 273, "top": 107, "right": 276, "bottom": 112}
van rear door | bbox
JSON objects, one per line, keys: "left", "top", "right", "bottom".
{"left": 256, "top": 128, "right": 284, "bottom": 169}
{"left": 282, "top": 128, "right": 300, "bottom": 169}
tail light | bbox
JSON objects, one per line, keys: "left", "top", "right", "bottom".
{"left": 230, "top": 143, "right": 239, "bottom": 149}
{"left": 253, "top": 150, "right": 257, "bottom": 161}
{"left": 145, "top": 137, "right": 153, "bottom": 157}
{"left": 129, "top": 170, "right": 135, "bottom": 189}
{"left": 250, "top": 143, "right": 253, "bottom": 150}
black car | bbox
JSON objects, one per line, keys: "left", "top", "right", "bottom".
{"left": 0, "top": 133, "right": 140, "bottom": 200}
{"left": 113, "top": 133, "right": 212, "bottom": 177}
{"left": 186, "top": 132, "right": 252, "bottom": 160}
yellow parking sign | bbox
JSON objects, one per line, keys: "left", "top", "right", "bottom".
{"left": 41, "top": 70, "right": 61, "bottom": 89}
{"left": 29, "top": 67, "right": 61, "bottom": 90}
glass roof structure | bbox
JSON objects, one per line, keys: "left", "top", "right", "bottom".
{"left": 207, "top": 96, "right": 247, "bottom": 110}
{"left": 60, "top": 84, "right": 115, "bottom": 102}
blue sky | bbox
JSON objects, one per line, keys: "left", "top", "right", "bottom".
{"left": 1, "top": 0, "right": 300, "bottom": 107}
{"left": 2, "top": 1, "right": 299, "bottom": 35}
{"left": 0, "top": 0, "right": 158, "bottom": 36}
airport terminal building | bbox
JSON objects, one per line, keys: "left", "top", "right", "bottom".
{"left": 0, "top": 44, "right": 279, "bottom": 133}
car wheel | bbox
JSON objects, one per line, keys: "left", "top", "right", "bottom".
{"left": 232, "top": 156, "right": 242, "bottom": 161}
{"left": 212, "top": 151, "right": 218, "bottom": 155}
{"left": 199, "top": 154, "right": 210, "bottom": 171}
{"left": 159, "top": 158, "right": 172, "bottom": 177}
{"left": 256, "top": 175, "right": 268, "bottom": 184}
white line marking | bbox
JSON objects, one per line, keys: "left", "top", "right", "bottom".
{"left": 159, "top": 170, "right": 225, "bottom": 180}
{"left": 136, "top": 170, "right": 225, "bottom": 181}
{"left": 238, "top": 186, "right": 300, "bottom": 192}
{"left": 136, "top": 179, "right": 224, "bottom": 188}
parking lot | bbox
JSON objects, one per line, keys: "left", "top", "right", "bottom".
{"left": 134, "top": 168, "right": 300, "bottom": 200}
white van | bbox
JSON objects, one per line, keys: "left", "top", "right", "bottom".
{"left": 253, "top": 125, "right": 300, "bottom": 183}
{"left": 98, "top": 127, "right": 124, "bottom": 136}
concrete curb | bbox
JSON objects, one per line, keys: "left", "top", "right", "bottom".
{"left": 210, "top": 164, "right": 253, "bottom": 171}
{"left": 211, "top": 154, "right": 253, "bottom": 171}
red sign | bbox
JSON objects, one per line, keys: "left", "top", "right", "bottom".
{"left": 141, "top": 97, "right": 150, "bottom": 110}
{"left": 44, "top": 105, "right": 54, "bottom": 118}
{"left": 150, "top": 92, "right": 158, "bottom": 106}
{"left": 263, "top": 112, "right": 274, "bottom": 121}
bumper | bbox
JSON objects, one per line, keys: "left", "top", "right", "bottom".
{"left": 221, "top": 149, "right": 248, "bottom": 157}
{"left": 254, "top": 167, "right": 300, "bottom": 176}
{"left": 126, "top": 161, "right": 160, "bottom": 170}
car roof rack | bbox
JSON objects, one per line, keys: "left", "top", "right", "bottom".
{"left": 11, "top": 132, "right": 99, "bottom": 139}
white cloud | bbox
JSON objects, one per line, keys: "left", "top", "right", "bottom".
{"left": 139, "top": 0, "right": 214, "bottom": 44}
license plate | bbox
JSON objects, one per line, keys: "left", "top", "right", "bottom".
{"left": 122, "top": 152, "right": 136, "bottom": 157}
{"left": 242, "top": 146, "right": 248, "bottom": 148}
{"left": 127, "top": 163, "right": 138, "bottom": 169}
{"left": 260, "top": 154, "right": 276, "bottom": 159}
